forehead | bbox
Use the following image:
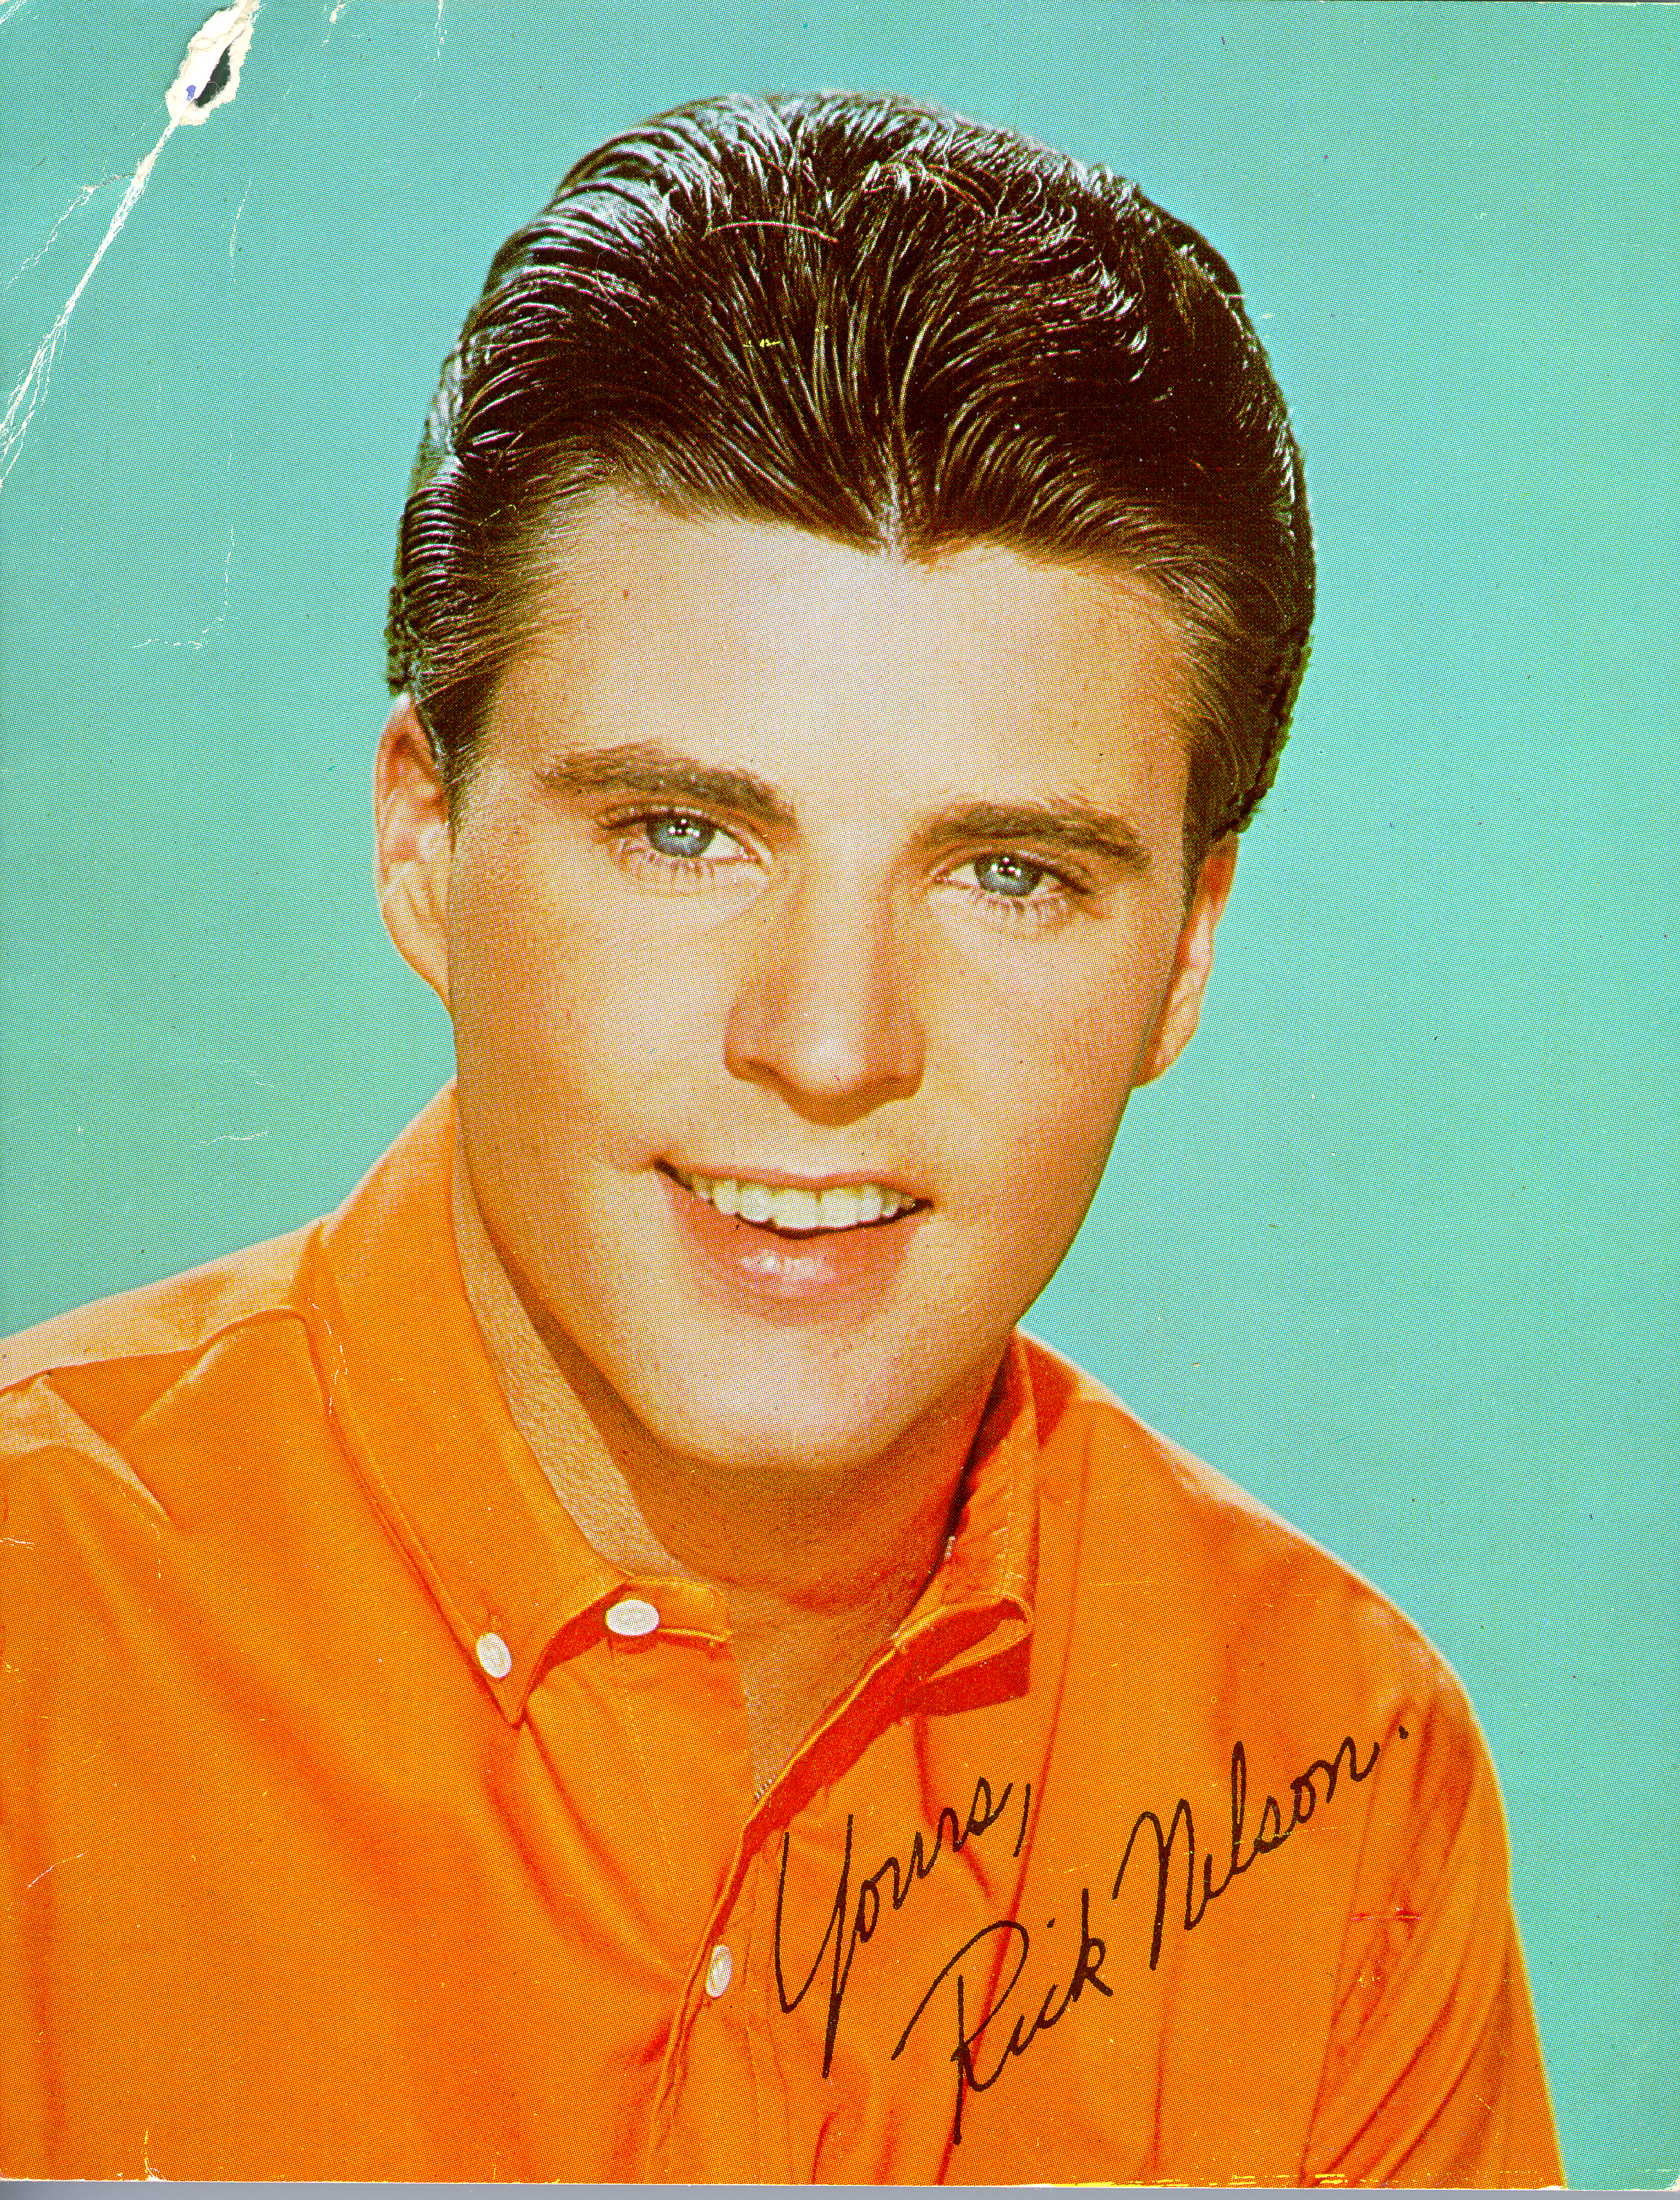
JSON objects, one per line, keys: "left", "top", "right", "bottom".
{"left": 492, "top": 492, "right": 1195, "bottom": 823}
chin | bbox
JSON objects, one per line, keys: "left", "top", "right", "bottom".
{"left": 627, "top": 1360, "right": 926, "bottom": 1484}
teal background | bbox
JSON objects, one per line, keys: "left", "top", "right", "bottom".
{"left": 1, "top": 2, "right": 1674, "bottom": 2183}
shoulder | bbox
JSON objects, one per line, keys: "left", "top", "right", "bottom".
{"left": 1019, "top": 1331, "right": 1477, "bottom": 1774}
{"left": 1, "top": 1227, "right": 313, "bottom": 1396}
{"left": 0, "top": 1229, "right": 322, "bottom": 1515}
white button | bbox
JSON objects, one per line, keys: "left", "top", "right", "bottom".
{"left": 605, "top": 1597, "right": 661, "bottom": 1638}
{"left": 475, "top": 1631, "right": 513, "bottom": 1680}
{"left": 705, "top": 1943, "right": 734, "bottom": 1997}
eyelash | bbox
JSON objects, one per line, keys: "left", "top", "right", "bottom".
{"left": 607, "top": 809, "right": 755, "bottom": 885}
{"left": 604, "top": 809, "right": 1085, "bottom": 923}
{"left": 945, "top": 859, "right": 1080, "bottom": 928}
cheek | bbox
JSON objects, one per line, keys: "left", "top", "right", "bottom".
{"left": 950, "top": 926, "right": 1177, "bottom": 1240}
{"left": 445, "top": 834, "right": 727, "bottom": 1152}
{"left": 445, "top": 829, "right": 602, "bottom": 1142}
{"left": 1004, "top": 1038, "right": 1132, "bottom": 1224}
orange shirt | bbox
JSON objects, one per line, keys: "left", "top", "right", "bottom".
{"left": 1, "top": 1091, "right": 1561, "bottom": 2183}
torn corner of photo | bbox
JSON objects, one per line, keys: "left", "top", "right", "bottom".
{"left": 165, "top": 0, "right": 259, "bottom": 130}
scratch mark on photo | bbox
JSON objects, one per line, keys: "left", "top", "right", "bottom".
{"left": 135, "top": 443, "right": 235, "bottom": 651}
{"left": 4, "top": 175, "right": 127, "bottom": 294}
{"left": 227, "top": 176, "right": 253, "bottom": 266}
{"left": 0, "top": 3, "right": 260, "bottom": 489}
{"left": 0, "top": 119, "right": 179, "bottom": 488}
{"left": 203, "top": 1053, "right": 275, "bottom": 1090}
{"left": 25, "top": 1849, "right": 88, "bottom": 1892}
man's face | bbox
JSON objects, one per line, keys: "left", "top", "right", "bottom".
{"left": 389, "top": 494, "right": 1232, "bottom": 1482}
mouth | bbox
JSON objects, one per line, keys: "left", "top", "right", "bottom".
{"left": 663, "top": 1164, "right": 923, "bottom": 1236}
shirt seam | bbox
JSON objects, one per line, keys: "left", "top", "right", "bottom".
{"left": 0, "top": 1300, "right": 310, "bottom": 1414}
{"left": 1298, "top": 1673, "right": 1477, "bottom": 2180}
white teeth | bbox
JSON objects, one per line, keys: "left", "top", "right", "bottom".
{"left": 678, "top": 1170, "right": 913, "bottom": 1232}
{"left": 776, "top": 1186, "right": 822, "bottom": 1232}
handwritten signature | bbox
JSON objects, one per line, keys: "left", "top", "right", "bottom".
{"left": 774, "top": 1771, "right": 1032, "bottom": 2076}
{"left": 775, "top": 1727, "right": 1391, "bottom": 2144}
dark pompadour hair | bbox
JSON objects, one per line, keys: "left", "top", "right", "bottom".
{"left": 387, "top": 91, "right": 1314, "bottom": 866}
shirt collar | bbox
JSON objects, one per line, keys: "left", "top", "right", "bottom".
{"left": 893, "top": 1330, "right": 1039, "bottom": 1678}
{"left": 298, "top": 1087, "right": 1040, "bottom": 1720}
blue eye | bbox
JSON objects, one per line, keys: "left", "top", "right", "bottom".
{"left": 645, "top": 813, "right": 718, "bottom": 860}
{"left": 973, "top": 853, "right": 1045, "bottom": 899}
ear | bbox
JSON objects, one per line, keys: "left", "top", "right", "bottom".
{"left": 374, "top": 697, "right": 453, "bottom": 1011}
{"left": 1136, "top": 836, "right": 1239, "bottom": 1086}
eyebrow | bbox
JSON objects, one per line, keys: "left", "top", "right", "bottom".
{"left": 911, "top": 799, "right": 1152, "bottom": 876}
{"left": 536, "top": 743, "right": 796, "bottom": 834}
{"left": 536, "top": 743, "right": 1150, "bottom": 873}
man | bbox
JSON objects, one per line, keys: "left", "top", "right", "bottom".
{"left": 1, "top": 93, "right": 1561, "bottom": 2183}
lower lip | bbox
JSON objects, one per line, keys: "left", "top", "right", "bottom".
{"left": 658, "top": 1170, "right": 922, "bottom": 1316}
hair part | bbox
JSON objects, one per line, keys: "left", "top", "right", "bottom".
{"left": 387, "top": 91, "right": 1314, "bottom": 873}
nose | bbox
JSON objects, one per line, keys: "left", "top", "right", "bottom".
{"left": 724, "top": 868, "right": 925, "bottom": 1121}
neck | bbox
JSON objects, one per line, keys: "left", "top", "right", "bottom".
{"left": 450, "top": 1132, "right": 997, "bottom": 1786}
